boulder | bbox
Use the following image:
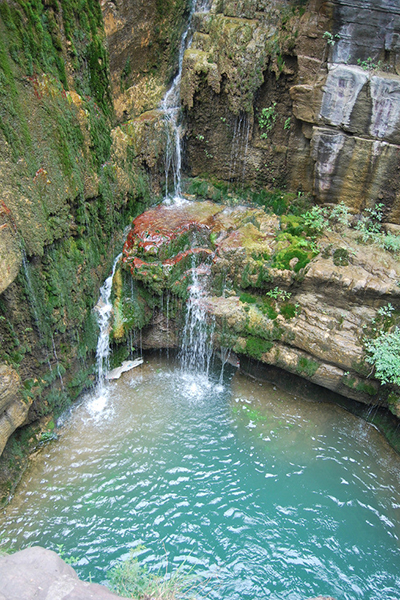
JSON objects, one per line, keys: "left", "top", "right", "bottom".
{"left": 0, "top": 546, "right": 129, "bottom": 600}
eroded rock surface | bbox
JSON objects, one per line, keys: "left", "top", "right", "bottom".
{"left": 182, "top": 0, "right": 400, "bottom": 217}
{"left": 0, "top": 364, "right": 28, "bottom": 457}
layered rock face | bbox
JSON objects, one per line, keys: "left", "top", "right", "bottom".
{"left": 182, "top": 0, "right": 400, "bottom": 218}
{"left": 114, "top": 200, "right": 400, "bottom": 414}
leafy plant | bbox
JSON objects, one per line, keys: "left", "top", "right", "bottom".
{"left": 355, "top": 203, "right": 384, "bottom": 241}
{"left": 323, "top": 31, "right": 340, "bottom": 46}
{"left": 357, "top": 57, "right": 382, "bottom": 71}
{"left": 283, "top": 117, "right": 291, "bottom": 130}
{"left": 302, "top": 205, "right": 329, "bottom": 235}
{"left": 365, "top": 327, "right": 400, "bottom": 385}
{"left": 266, "top": 287, "right": 291, "bottom": 301}
{"left": 258, "top": 103, "right": 277, "bottom": 139}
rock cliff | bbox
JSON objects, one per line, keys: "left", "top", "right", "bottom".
{"left": 0, "top": 0, "right": 179, "bottom": 498}
{"left": 182, "top": 0, "right": 400, "bottom": 218}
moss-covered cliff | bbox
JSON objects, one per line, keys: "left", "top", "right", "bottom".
{"left": 0, "top": 0, "right": 190, "bottom": 500}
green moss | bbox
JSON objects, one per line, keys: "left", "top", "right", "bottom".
{"left": 245, "top": 335, "right": 273, "bottom": 360}
{"left": 280, "top": 302, "right": 297, "bottom": 320}
{"left": 355, "top": 381, "right": 377, "bottom": 396}
{"left": 296, "top": 356, "right": 319, "bottom": 377}
{"left": 272, "top": 233, "right": 319, "bottom": 272}
{"left": 239, "top": 292, "right": 257, "bottom": 304}
{"left": 333, "top": 247, "right": 349, "bottom": 267}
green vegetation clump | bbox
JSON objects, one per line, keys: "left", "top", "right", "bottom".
{"left": 296, "top": 356, "right": 319, "bottom": 378}
{"left": 365, "top": 327, "right": 400, "bottom": 386}
{"left": 280, "top": 302, "right": 297, "bottom": 320}
{"left": 245, "top": 336, "right": 273, "bottom": 359}
{"left": 333, "top": 248, "right": 349, "bottom": 267}
{"left": 107, "top": 547, "right": 196, "bottom": 600}
{"left": 258, "top": 103, "right": 277, "bottom": 139}
{"left": 272, "top": 233, "right": 318, "bottom": 272}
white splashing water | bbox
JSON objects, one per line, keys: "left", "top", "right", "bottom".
{"left": 162, "top": 0, "right": 212, "bottom": 203}
{"left": 180, "top": 259, "right": 214, "bottom": 378}
{"left": 90, "top": 253, "right": 122, "bottom": 414}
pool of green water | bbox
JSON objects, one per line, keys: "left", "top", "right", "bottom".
{"left": 1, "top": 354, "right": 400, "bottom": 599}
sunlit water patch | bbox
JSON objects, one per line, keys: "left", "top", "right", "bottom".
{"left": 1, "top": 354, "right": 400, "bottom": 600}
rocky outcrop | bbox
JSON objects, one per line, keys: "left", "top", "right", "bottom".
{"left": 0, "top": 546, "right": 129, "bottom": 600}
{"left": 115, "top": 199, "right": 400, "bottom": 414}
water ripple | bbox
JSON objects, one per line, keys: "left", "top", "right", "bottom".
{"left": 1, "top": 357, "right": 400, "bottom": 600}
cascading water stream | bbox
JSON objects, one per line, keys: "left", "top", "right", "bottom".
{"left": 180, "top": 262, "right": 214, "bottom": 376}
{"left": 161, "top": 0, "right": 211, "bottom": 201}
{"left": 92, "top": 253, "right": 122, "bottom": 410}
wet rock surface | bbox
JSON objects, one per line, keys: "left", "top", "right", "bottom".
{"left": 115, "top": 200, "right": 400, "bottom": 413}
{"left": 182, "top": 0, "right": 400, "bottom": 216}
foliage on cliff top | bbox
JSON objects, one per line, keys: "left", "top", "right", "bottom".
{"left": 365, "top": 328, "right": 400, "bottom": 386}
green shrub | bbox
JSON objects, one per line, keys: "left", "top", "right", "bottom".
{"left": 365, "top": 327, "right": 400, "bottom": 385}
{"left": 302, "top": 205, "right": 329, "bottom": 235}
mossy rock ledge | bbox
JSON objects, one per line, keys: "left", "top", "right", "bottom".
{"left": 114, "top": 200, "right": 400, "bottom": 417}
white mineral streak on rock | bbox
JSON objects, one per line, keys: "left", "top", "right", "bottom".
{"left": 370, "top": 75, "right": 400, "bottom": 140}
{"left": 319, "top": 64, "right": 367, "bottom": 128}
{"left": 311, "top": 128, "right": 346, "bottom": 193}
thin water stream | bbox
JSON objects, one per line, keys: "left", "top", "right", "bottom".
{"left": 1, "top": 353, "right": 400, "bottom": 600}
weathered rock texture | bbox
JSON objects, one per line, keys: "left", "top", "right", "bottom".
{"left": 182, "top": 0, "right": 400, "bottom": 219}
{"left": 115, "top": 200, "right": 400, "bottom": 414}
{"left": 0, "top": 364, "right": 28, "bottom": 457}
{"left": 0, "top": 546, "right": 129, "bottom": 600}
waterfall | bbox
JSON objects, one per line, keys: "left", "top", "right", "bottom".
{"left": 94, "top": 253, "right": 122, "bottom": 399}
{"left": 162, "top": 0, "right": 211, "bottom": 202}
{"left": 180, "top": 258, "right": 214, "bottom": 376}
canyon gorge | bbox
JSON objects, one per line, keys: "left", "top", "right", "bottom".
{"left": 1, "top": 0, "right": 400, "bottom": 597}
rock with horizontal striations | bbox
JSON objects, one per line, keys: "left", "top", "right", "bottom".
{"left": 0, "top": 546, "right": 129, "bottom": 600}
